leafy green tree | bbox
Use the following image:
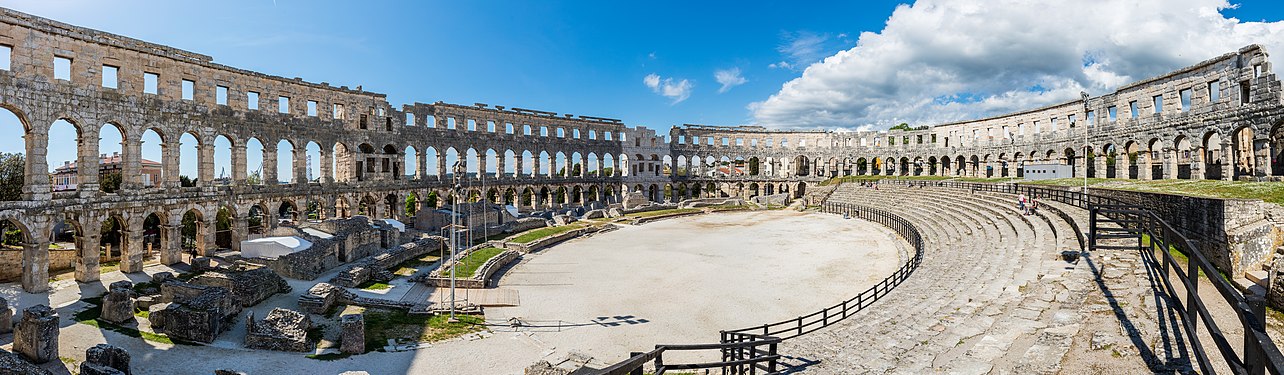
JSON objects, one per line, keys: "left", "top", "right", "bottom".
{"left": 748, "top": 158, "right": 760, "bottom": 175}
{"left": 0, "top": 152, "right": 23, "bottom": 201}
{"left": 425, "top": 191, "right": 438, "bottom": 208}
{"left": 889, "top": 123, "right": 913, "bottom": 131}
{"left": 405, "top": 194, "right": 418, "bottom": 217}
{"left": 100, "top": 171, "right": 122, "bottom": 193}
{"left": 179, "top": 175, "right": 197, "bottom": 187}
{"left": 247, "top": 167, "right": 262, "bottom": 185}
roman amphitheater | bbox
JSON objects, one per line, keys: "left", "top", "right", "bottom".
{"left": 0, "top": 6, "right": 1277, "bottom": 375}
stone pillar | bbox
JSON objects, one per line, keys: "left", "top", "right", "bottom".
{"left": 1221, "top": 141, "right": 1235, "bottom": 181}
{"left": 292, "top": 147, "right": 307, "bottom": 183}
{"left": 321, "top": 149, "right": 334, "bottom": 184}
{"left": 120, "top": 229, "right": 144, "bottom": 274}
{"left": 263, "top": 148, "right": 278, "bottom": 185}
{"left": 1139, "top": 152, "right": 1152, "bottom": 180}
{"left": 1095, "top": 154, "right": 1108, "bottom": 179}
{"left": 232, "top": 145, "right": 247, "bottom": 185}
{"left": 24, "top": 131, "right": 51, "bottom": 201}
{"left": 202, "top": 220, "right": 217, "bottom": 256}
{"left": 1163, "top": 149, "right": 1176, "bottom": 179}
{"left": 1073, "top": 156, "right": 1086, "bottom": 178}
{"left": 161, "top": 141, "right": 180, "bottom": 189}
{"left": 160, "top": 224, "right": 181, "bottom": 266}
{"left": 13, "top": 304, "right": 58, "bottom": 363}
{"left": 438, "top": 155, "right": 448, "bottom": 181}
{"left": 78, "top": 134, "right": 101, "bottom": 195}
{"left": 1255, "top": 137, "right": 1272, "bottom": 177}
{"left": 0, "top": 297, "right": 12, "bottom": 334}
{"left": 121, "top": 137, "right": 143, "bottom": 190}
{"left": 199, "top": 143, "right": 215, "bottom": 186}
{"left": 75, "top": 232, "right": 101, "bottom": 282}
{"left": 340, "top": 313, "right": 365, "bottom": 354}
{"left": 21, "top": 240, "right": 48, "bottom": 293}
{"left": 231, "top": 219, "right": 246, "bottom": 253}
{"left": 1191, "top": 151, "right": 1205, "bottom": 180}
{"left": 99, "top": 281, "right": 135, "bottom": 324}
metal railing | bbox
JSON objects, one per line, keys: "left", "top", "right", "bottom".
{"left": 880, "top": 179, "right": 1283, "bottom": 375}
{"left": 721, "top": 204, "right": 923, "bottom": 341}
{"left": 596, "top": 203, "right": 923, "bottom": 375}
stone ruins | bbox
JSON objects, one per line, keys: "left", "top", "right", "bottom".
{"left": 0, "top": 4, "right": 1279, "bottom": 374}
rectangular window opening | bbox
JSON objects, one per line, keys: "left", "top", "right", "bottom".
{"left": 278, "top": 96, "right": 290, "bottom": 114}
{"left": 101, "top": 65, "right": 118, "bottom": 89}
{"left": 333, "top": 103, "right": 345, "bottom": 120}
{"left": 216, "top": 85, "right": 228, "bottom": 106}
{"left": 1152, "top": 95, "right": 1163, "bottom": 114}
{"left": 144, "top": 72, "right": 159, "bottom": 95}
{"left": 1129, "top": 101, "right": 1138, "bottom": 119}
{"left": 1179, "top": 88, "right": 1192, "bottom": 112}
{"left": 1208, "top": 81, "right": 1220, "bottom": 102}
{"left": 181, "top": 79, "right": 194, "bottom": 101}
{"left": 53, "top": 56, "right": 71, "bottom": 81}
{"left": 1107, "top": 106, "right": 1117, "bottom": 122}
{"left": 307, "top": 100, "right": 318, "bottom": 117}
{"left": 247, "top": 91, "right": 260, "bottom": 110}
{"left": 1241, "top": 81, "right": 1251, "bottom": 105}
{"left": 0, "top": 45, "right": 11, "bottom": 71}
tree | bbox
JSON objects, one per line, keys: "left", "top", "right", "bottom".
{"left": 247, "top": 167, "right": 262, "bottom": 185}
{"left": 0, "top": 152, "right": 23, "bottom": 201}
{"left": 748, "top": 158, "right": 760, "bottom": 175}
{"left": 179, "top": 175, "right": 197, "bottom": 187}
{"left": 100, "top": 171, "right": 122, "bottom": 193}
{"left": 404, "top": 194, "right": 418, "bottom": 217}
{"left": 425, "top": 191, "right": 438, "bottom": 208}
{"left": 889, "top": 123, "right": 913, "bottom": 131}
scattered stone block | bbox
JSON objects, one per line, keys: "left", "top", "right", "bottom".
{"left": 150, "top": 272, "right": 174, "bottom": 284}
{"left": 13, "top": 304, "right": 58, "bottom": 364}
{"left": 0, "top": 297, "right": 12, "bottom": 335}
{"left": 0, "top": 347, "right": 52, "bottom": 375}
{"left": 340, "top": 313, "right": 365, "bottom": 354}
{"left": 80, "top": 344, "right": 131, "bottom": 375}
{"left": 100, "top": 280, "right": 136, "bottom": 324}
{"left": 245, "top": 308, "right": 313, "bottom": 352}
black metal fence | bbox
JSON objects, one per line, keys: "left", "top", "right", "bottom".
{"left": 881, "top": 179, "right": 1283, "bottom": 375}
{"left": 595, "top": 203, "right": 924, "bottom": 375}
{"left": 720, "top": 204, "right": 924, "bottom": 341}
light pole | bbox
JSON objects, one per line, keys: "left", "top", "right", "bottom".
{"left": 448, "top": 161, "right": 464, "bottom": 323}
{"left": 1078, "top": 90, "right": 1088, "bottom": 205}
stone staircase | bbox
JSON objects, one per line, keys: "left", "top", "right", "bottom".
{"left": 781, "top": 183, "right": 1176, "bottom": 374}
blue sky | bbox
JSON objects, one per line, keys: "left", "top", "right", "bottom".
{"left": 1, "top": 0, "right": 1282, "bottom": 179}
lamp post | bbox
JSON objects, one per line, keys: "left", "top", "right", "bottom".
{"left": 449, "top": 161, "right": 465, "bottom": 323}
{"left": 1081, "top": 91, "right": 1091, "bottom": 199}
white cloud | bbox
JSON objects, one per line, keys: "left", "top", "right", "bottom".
{"left": 714, "top": 67, "right": 748, "bottom": 93}
{"left": 643, "top": 73, "right": 694, "bottom": 104}
{"left": 751, "top": 0, "right": 1284, "bottom": 130}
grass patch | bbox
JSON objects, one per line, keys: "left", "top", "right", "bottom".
{"left": 306, "top": 352, "right": 352, "bottom": 361}
{"left": 630, "top": 208, "right": 701, "bottom": 219}
{"left": 358, "top": 281, "right": 391, "bottom": 290}
{"left": 392, "top": 253, "right": 442, "bottom": 277}
{"left": 445, "top": 247, "right": 505, "bottom": 279}
{"left": 74, "top": 297, "right": 187, "bottom": 346}
{"left": 508, "top": 225, "right": 584, "bottom": 244}
{"left": 1020, "top": 178, "right": 1284, "bottom": 206}
{"left": 362, "top": 309, "right": 485, "bottom": 352}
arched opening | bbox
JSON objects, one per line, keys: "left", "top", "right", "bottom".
{"left": 1175, "top": 136, "right": 1193, "bottom": 179}
{"left": 404, "top": 146, "right": 418, "bottom": 180}
{"left": 48, "top": 119, "right": 83, "bottom": 191}
{"left": 385, "top": 194, "right": 399, "bottom": 219}
{"left": 1204, "top": 132, "right": 1225, "bottom": 180}
{"left": 405, "top": 192, "right": 420, "bottom": 218}
{"left": 179, "top": 132, "right": 201, "bottom": 187}
{"left": 505, "top": 150, "right": 517, "bottom": 177}
{"left": 247, "top": 138, "right": 266, "bottom": 185}
{"left": 180, "top": 210, "right": 204, "bottom": 257}
{"left": 332, "top": 142, "right": 351, "bottom": 182}
{"left": 140, "top": 213, "right": 162, "bottom": 265}
{"left": 305, "top": 141, "right": 321, "bottom": 183}
{"left": 98, "top": 123, "right": 126, "bottom": 193}
{"left": 425, "top": 146, "right": 440, "bottom": 179}
{"left": 1234, "top": 126, "right": 1257, "bottom": 179}
{"left": 0, "top": 219, "right": 30, "bottom": 282}
{"left": 248, "top": 204, "right": 267, "bottom": 235}
{"left": 278, "top": 201, "right": 299, "bottom": 223}
{"left": 215, "top": 206, "right": 234, "bottom": 249}
{"left": 214, "top": 135, "right": 233, "bottom": 185}
{"left": 277, "top": 139, "right": 296, "bottom": 184}
{"left": 0, "top": 107, "right": 30, "bottom": 201}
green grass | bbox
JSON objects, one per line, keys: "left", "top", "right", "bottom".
{"left": 447, "top": 247, "right": 505, "bottom": 279}
{"left": 630, "top": 208, "right": 701, "bottom": 219}
{"left": 1020, "top": 178, "right": 1284, "bottom": 206}
{"left": 508, "top": 225, "right": 584, "bottom": 244}
{"left": 358, "top": 281, "right": 392, "bottom": 290}
{"left": 73, "top": 297, "right": 185, "bottom": 345}
{"left": 362, "top": 308, "right": 485, "bottom": 352}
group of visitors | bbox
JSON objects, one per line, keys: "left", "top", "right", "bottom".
{"left": 1017, "top": 194, "right": 1039, "bottom": 215}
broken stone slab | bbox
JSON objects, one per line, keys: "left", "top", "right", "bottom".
{"left": 80, "top": 344, "right": 131, "bottom": 375}
{"left": 100, "top": 280, "right": 136, "bottom": 324}
{"left": 340, "top": 313, "right": 365, "bottom": 354}
{"left": 13, "top": 304, "right": 58, "bottom": 364}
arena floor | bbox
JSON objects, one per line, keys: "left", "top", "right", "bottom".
{"left": 7, "top": 209, "right": 904, "bottom": 374}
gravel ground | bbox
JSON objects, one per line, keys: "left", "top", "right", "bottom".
{"left": 4, "top": 209, "right": 902, "bottom": 375}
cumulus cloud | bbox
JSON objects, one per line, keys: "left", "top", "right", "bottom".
{"left": 715, "top": 67, "right": 748, "bottom": 93}
{"left": 751, "top": 0, "right": 1284, "bottom": 130}
{"left": 643, "top": 73, "right": 694, "bottom": 104}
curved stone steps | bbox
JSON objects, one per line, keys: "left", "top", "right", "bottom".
{"left": 788, "top": 185, "right": 1083, "bottom": 373}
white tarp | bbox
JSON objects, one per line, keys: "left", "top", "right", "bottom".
{"left": 382, "top": 219, "right": 406, "bottom": 232}
{"left": 240, "top": 236, "right": 312, "bottom": 259}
